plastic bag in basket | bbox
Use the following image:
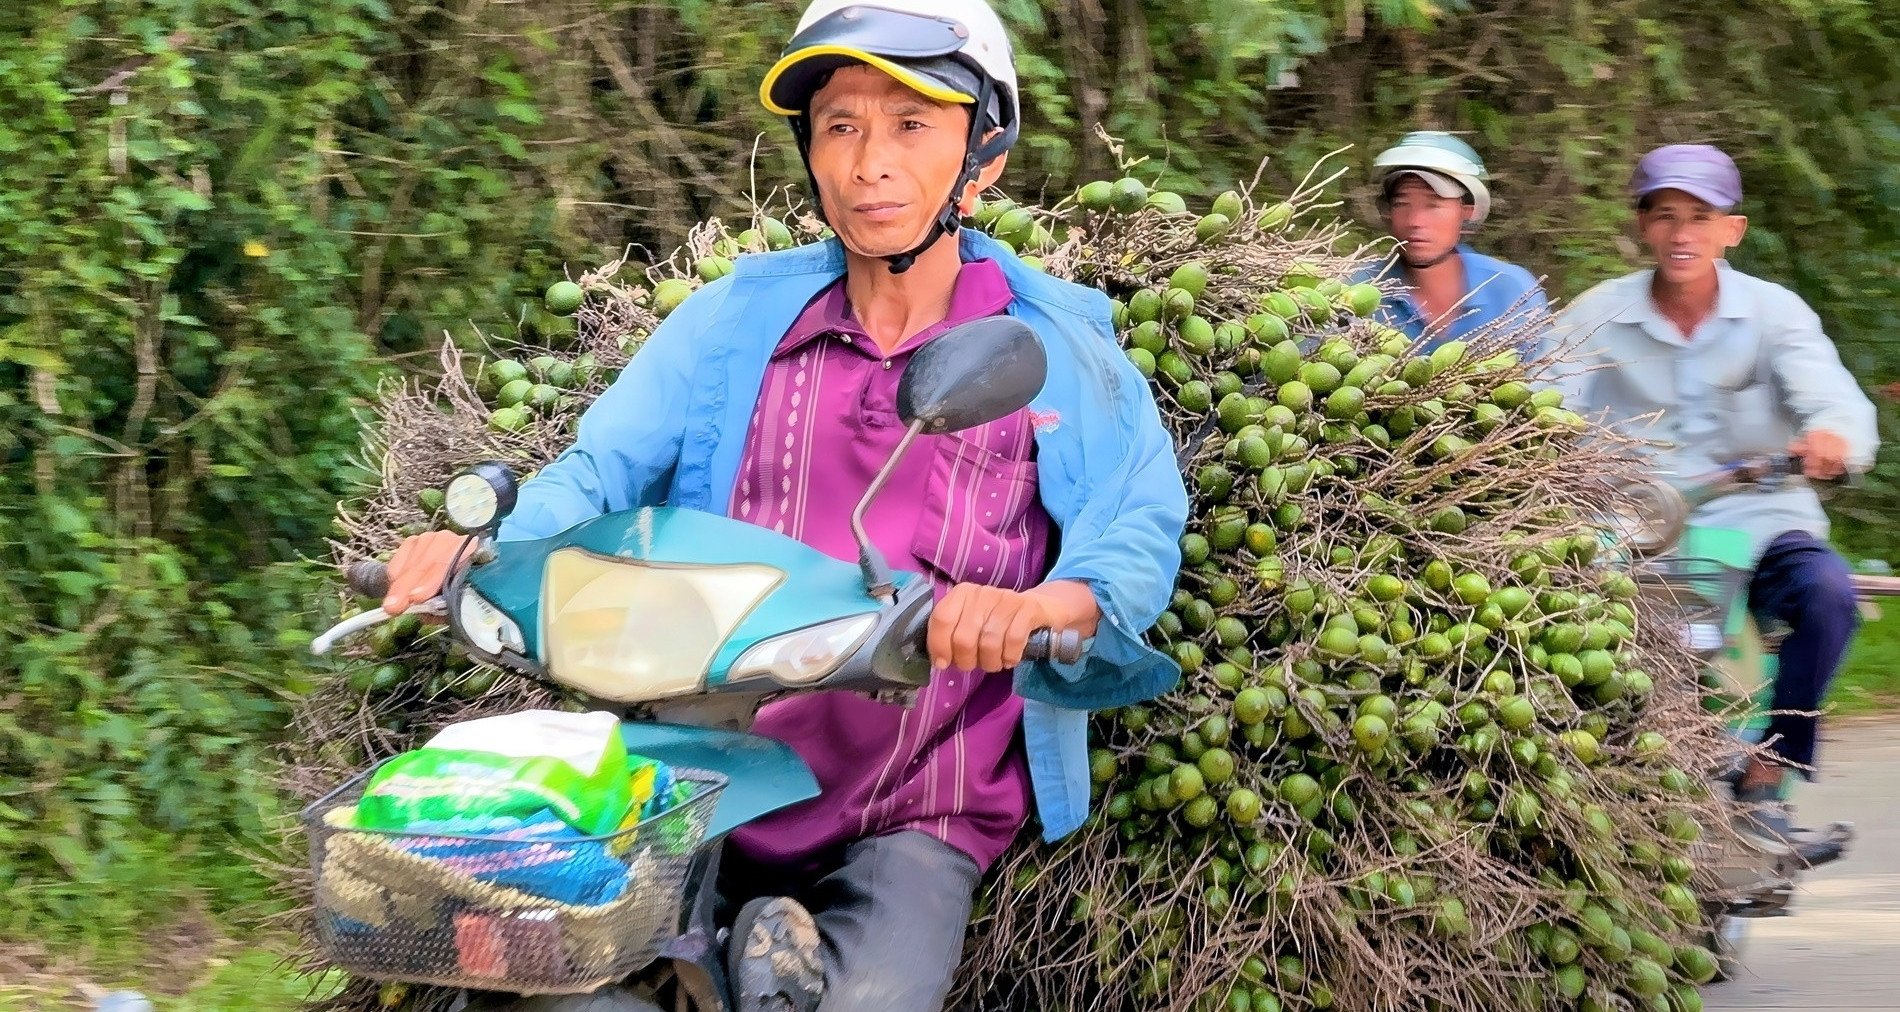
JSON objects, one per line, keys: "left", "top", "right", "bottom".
{"left": 356, "top": 710, "right": 633, "bottom": 836}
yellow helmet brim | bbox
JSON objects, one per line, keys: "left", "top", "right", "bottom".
{"left": 760, "top": 45, "right": 975, "bottom": 117}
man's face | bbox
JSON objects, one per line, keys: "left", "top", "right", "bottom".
{"left": 1385, "top": 176, "right": 1471, "bottom": 266}
{"left": 806, "top": 66, "right": 1004, "bottom": 259}
{"left": 1637, "top": 189, "right": 1748, "bottom": 285}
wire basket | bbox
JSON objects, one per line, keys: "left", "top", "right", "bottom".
{"left": 1631, "top": 555, "right": 1751, "bottom": 663}
{"left": 1633, "top": 555, "right": 1750, "bottom": 625}
{"left": 302, "top": 761, "right": 724, "bottom": 995}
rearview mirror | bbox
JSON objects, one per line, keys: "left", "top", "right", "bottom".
{"left": 896, "top": 316, "right": 1047, "bottom": 433}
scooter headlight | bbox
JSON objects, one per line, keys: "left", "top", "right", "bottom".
{"left": 541, "top": 548, "right": 783, "bottom": 702}
{"left": 459, "top": 586, "right": 526, "bottom": 656}
{"left": 1609, "top": 477, "right": 1688, "bottom": 556}
{"left": 729, "top": 614, "right": 879, "bottom": 686}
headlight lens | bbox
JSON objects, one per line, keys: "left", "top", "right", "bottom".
{"left": 459, "top": 586, "right": 525, "bottom": 656}
{"left": 730, "top": 614, "right": 878, "bottom": 686}
{"left": 541, "top": 548, "right": 782, "bottom": 702}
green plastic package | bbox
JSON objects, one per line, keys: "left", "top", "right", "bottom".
{"left": 355, "top": 710, "right": 632, "bottom": 836}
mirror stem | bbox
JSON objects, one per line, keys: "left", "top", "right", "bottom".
{"left": 853, "top": 418, "right": 927, "bottom": 604}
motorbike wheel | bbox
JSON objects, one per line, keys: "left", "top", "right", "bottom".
{"left": 1707, "top": 914, "right": 1748, "bottom": 983}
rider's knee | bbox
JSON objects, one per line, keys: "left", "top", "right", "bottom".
{"left": 1802, "top": 561, "right": 1859, "bottom": 630}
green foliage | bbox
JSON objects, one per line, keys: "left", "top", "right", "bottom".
{"left": 143, "top": 950, "right": 343, "bottom": 1012}
{"left": 1830, "top": 605, "right": 1900, "bottom": 715}
{"left": 0, "top": 831, "right": 279, "bottom": 979}
{"left": 0, "top": 3, "right": 380, "bottom": 926}
{"left": 0, "top": 0, "right": 677, "bottom": 936}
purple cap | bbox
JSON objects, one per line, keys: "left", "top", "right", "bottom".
{"left": 1630, "top": 143, "right": 1743, "bottom": 211}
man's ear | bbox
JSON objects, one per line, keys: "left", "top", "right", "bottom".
{"left": 1723, "top": 214, "right": 1749, "bottom": 249}
{"left": 959, "top": 128, "right": 1010, "bottom": 215}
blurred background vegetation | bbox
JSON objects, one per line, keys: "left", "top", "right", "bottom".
{"left": 1, "top": 0, "right": 1894, "bottom": 1001}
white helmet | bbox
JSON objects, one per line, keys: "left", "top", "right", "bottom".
{"left": 1373, "top": 131, "right": 1492, "bottom": 230}
{"left": 760, "top": 0, "right": 1022, "bottom": 272}
{"left": 762, "top": 0, "right": 1020, "bottom": 144}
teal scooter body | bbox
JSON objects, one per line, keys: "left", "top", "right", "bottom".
{"left": 464, "top": 506, "right": 922, "bottom": 683}
{"left": 1676, "top": 524, "right": 1778, "bottom": 738}
{"left": 455, "top": 505, "right": 934, "bottom": 838}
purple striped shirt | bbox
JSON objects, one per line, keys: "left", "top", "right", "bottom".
{"left": 725, "top": 259, "right": 1051, "bottom": 873}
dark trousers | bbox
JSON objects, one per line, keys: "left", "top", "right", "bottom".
{"left": 721, "top": 831, "right": 981, "bottom": 1012}
{"left": 1748, "top": 531, "right": 1861, "bottom": 775}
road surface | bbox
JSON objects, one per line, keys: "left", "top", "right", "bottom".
{"left": 1705, "top": 717, "right": 1900, "bottom": 1010}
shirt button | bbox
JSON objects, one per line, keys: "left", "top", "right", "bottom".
{"left": 882, "top": 360, "right": 892, "bottom": 370}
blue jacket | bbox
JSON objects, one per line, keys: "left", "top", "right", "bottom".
{"left": 1367, "top": 244, "right": 1549, "bottom": 353}
{"left": 497, "top": 229, "right": 1189, "bottom": 842}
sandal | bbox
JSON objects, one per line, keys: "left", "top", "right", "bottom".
{"left": 727, "top": 896, "right": 825, "bottom": 1012}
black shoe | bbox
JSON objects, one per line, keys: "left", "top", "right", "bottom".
{"left": 728, "top": 897, "right": 825, "bottom": 1012}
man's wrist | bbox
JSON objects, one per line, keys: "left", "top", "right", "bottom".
{"left": 1026, "top": 580, "right": 1103, "bottom": 634}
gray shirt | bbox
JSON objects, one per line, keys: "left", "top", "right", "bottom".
{"left": 1550, "top": 263, "right": 1878, "bottom": 562}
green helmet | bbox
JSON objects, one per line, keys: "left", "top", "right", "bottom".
{"left": 1373, "top": 131, "right": 1491, "bottom": 229}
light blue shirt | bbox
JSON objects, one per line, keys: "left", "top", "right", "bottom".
{"left": 1550, "top": 263, "right": 1878, "bottom": 561}
{"left": 1368, "top": 244, "right": 1550, "bottom": 353}
{"left": 497, "top": 229, "right": 1190, "bottom": 842}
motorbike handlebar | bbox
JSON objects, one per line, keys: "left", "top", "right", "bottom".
{"left": 332, "top": 554, "right": 1087, "bottom": 667}
{"left": 1674, "top": 452, "right": 1855, "bottom": 509}
{"left": 1024, "top": 628, "right": 1085, "bottom": 665}
{"left": 346, "top": 559, "right": 391, "bottom": 600}
{"left": 1737, "top": 452, "right": 1858, "bottom": 487}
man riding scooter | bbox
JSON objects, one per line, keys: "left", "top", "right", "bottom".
{"left": 1553, "top": 143, "right": 1878, "bottom": 859}
{"left": 1361, "top": 131, "right": 1550, "bottom": 352}
{"left": 373, "top": 1, "right": 1189, "bottom": 1008}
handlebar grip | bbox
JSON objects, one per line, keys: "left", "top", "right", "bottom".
{"left": 346, "top": 559, "right": 391, "bottom": 600}
{"left": 1779, "top": 453, "right": 1859, "bottom": 488}
{"left": 1024, "top": 628, "right": 1085, "bottom": 665}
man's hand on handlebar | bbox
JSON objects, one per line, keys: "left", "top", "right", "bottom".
{"left": 381, "top": 530, "right": 472, "bottom": 615}
{"left": 929, "top": 580, "right": 1100, "bottom": 673}
{"left": 1790, "top": 430, "right": 1850, "bottom": 481}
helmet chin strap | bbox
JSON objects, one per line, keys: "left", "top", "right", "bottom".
{"left": 792, "top": 78, "right": 1008, "bottom": 276}
{"left": 881, "top": 198, "right": 960, "bottom": 275}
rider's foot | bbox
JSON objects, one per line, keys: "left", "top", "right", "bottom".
{"left": 1737, "top": 755, "right": 1784, "bottom": 795}
{"left": 728, "top": 896, "right": 824, "bottom": 1012}
{"left": 1734, "top": 785, "right": 1847, "bottom": 868}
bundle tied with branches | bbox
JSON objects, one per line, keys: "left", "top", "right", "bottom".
{"left": 279, "top": 147, "right": 1742, "bottom": 1012}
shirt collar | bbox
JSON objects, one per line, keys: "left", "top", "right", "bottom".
{"left": 772, "top": 256, "right": 1014, "bottom": 357}
{"left": 1714, "top": 261, "right": 1753, "bottom": 319}
{"left": 1375, "top": 244, "right": 1505, "bottom": 341}
{"left": 1612, "top": 260, "right": 1750, "bottom": 326}
{"left": 1375, "top": 242, "right": 1481, "bottom": 284}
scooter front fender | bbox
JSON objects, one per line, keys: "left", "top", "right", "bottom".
{"left": 620, "top": 722, "right": 819, "bottom": 840}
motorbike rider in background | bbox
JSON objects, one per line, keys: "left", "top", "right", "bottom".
{"left": 1552, "top": 143, "right": 1877, "bottom": 859}
{"left": 1362, "top": 131, "right": 1549, "bottom": 352}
